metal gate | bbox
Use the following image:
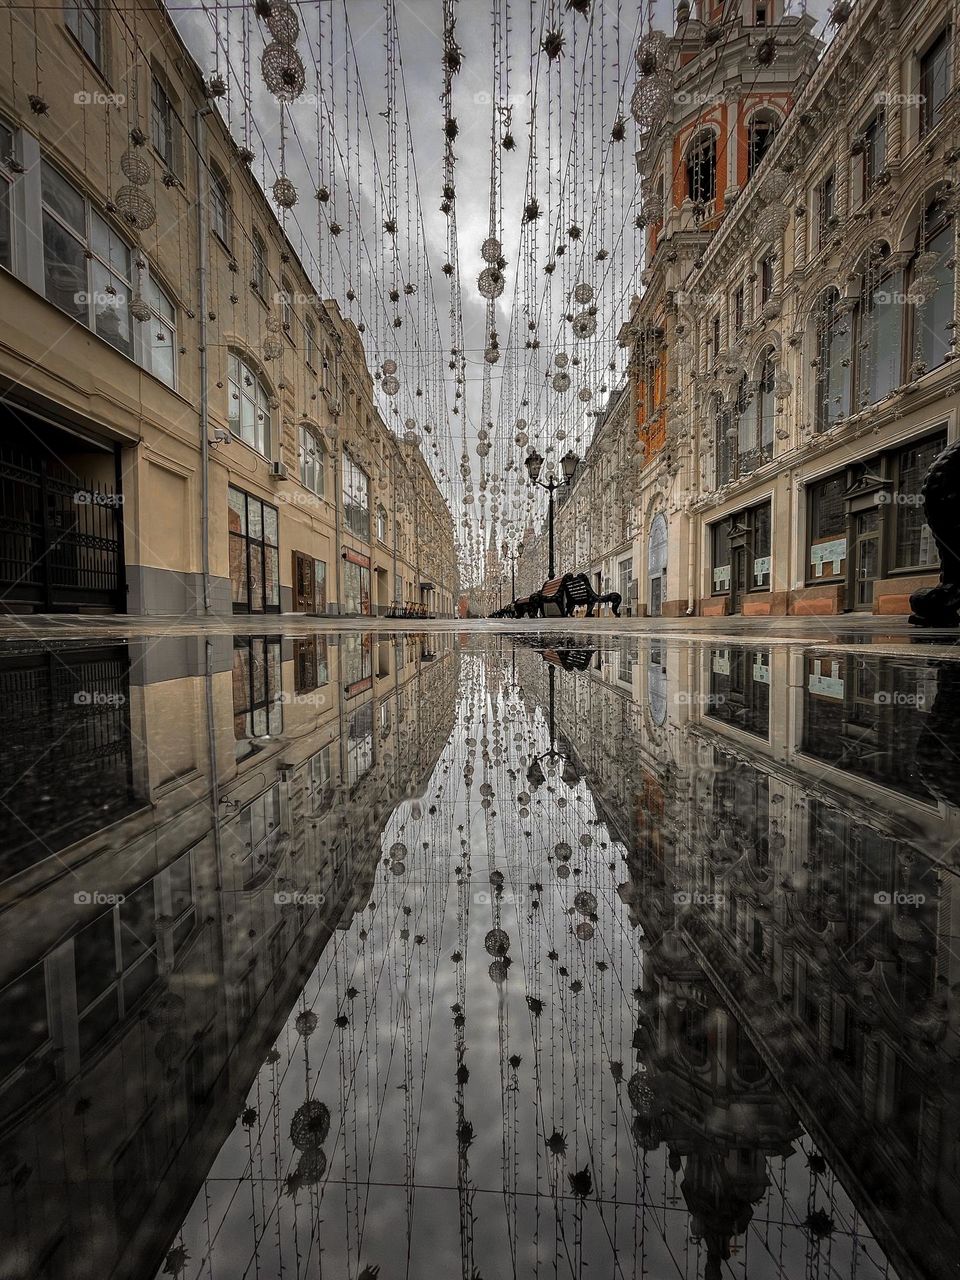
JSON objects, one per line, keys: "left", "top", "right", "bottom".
{"left": 0, "top": 443, "right": 125, "bottom": 611}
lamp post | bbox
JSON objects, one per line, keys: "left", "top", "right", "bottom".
{"left": 501, "top": 538, "right": 524, "bottom": 606}
{"left": 524, "top": 449, "right": 579, "bottom": 578}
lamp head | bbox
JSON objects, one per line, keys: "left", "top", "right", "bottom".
{"left": 525, "top": 449, "right": 544, "bottom": 483}
{"left": 560, "top": 450, "right": 580, "bottom": 484}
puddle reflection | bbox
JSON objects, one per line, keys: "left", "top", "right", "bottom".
{"left": 1, "top": 630, "right": 958, "bottom": 1280}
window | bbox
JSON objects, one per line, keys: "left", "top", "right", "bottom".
{"left": 65, "top": 0, "right": 102, "bottom": 67}
{"left": 856, "top": 244, "right": 903, "bottom": 408}
{"left": 859, "top": 110, "right": 886, "bottom": 200}
{"left": 143, "top": 273, "right": 176, "bottom": 388}
{"left": 711, "top": 312, "right": 721, "bottom": 356}
{"left": 733, "top": 284, "right": 745, "bottom": 333}
{"left": 760, "top": 255, "right": 774, "bottom": 305}
{"left": 747, "top": 115, "right": 777, "bottom": 178}
{"left": 251, "top": 229, "right": 267, "bottom": 298}
{"left": 228, "top": 486, "right": 280, "bottom": 613}
{"left": 707, "top": 647, "right": 771, "bottom": 738}
{"left": 376, "top": 504, "right": 388, "bottom": 542}
{"left": 911, "top": 198, "right": 955, "bottom": 372}
{"left": 714, "top": 394, "right": 735, "bottom": 487}
{"left": 919, "top": 28, "right": 950, "bottom": 139}
{"left": 280, "top": 277, "right": 293, "bottom": 337}
{"left": 305, "top": 315, "right": 317, "bottom": 367}
{"left": 210, "top": 164, "right": 230, "bottom": 245}
{"left": 151, "top": 74, "right": 176, "bottom": 171}
{"left": 815, "top": 170, "right": 835, "bottom": 251}
{"left": 813, "top": 288, "right": 852, "bottom": 430}
{"left": 346, "top": 703, "right": 374, "bottom": 785}
{"left": 227, "top": 350, "right": 272, "bottom": 455}
{"left": 232, "top": 638, "right": 282, "bottom": 744}
{"left": 342, "top": 556, "right": 371, "bottom": 614}
{"left": 893, "top": 432, "right": 945, "bottom": 569}
{"left": 298, "top": 424, "right": 324, "bottom": 496}
{"left": 294, "top": 636, "right": 329, "bottom": 692}
{"left": 74, "top": 887, "right": 160, "bottom": 1058}
{"left": 807, "top": 473, "right": 847, "bottom": 582}
{"left": 342, "top": 452, "right": 371, "bottom": 539}
{"left": 685, "top": 131, "right": 716, "bottom": 204}
{"left": 1, "top": 119, "right": 16, "bottom": 271}
{"left": 756, "top": 348, "right": 776, "bottom": 459}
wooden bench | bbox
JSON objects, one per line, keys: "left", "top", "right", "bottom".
{"left": 513, "top": 596, "right": 533, "bottom": 618}
{"left": 566, "top": 573, "right": 621, "bottom": 617}
{"left": 532, "top": 574, "right": 574, "bottom": 617}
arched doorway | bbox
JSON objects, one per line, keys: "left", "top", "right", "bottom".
{"left": 648, "top": 513, "right": 667, "bottom": 617}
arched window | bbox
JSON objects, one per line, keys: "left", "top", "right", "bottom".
{"left": 813, "top": 288, "right": 851, "bottom": 431}
{"left": 747, "top": 112, "right": 779, "bottom": 178}
{"left": 856, "top": 242, "right": 903, "bottom": 408}
{"left": 210, "top": 163, "right": 231, "bottom": 246}
{"left": 685, "top": 130, "right": 717, "bottom": 204}
{"left": 648, "top": 513, "right": 668, "bottom": 616}
{"left": 298, "top": 423, "right": 324, "bottom": 495}
{"left": 756, "top": 347, "right": 776, "bottom": 459}
{"left": 910, "top": 197, "right": 955, "bottom": 373}
{"left": 228, "top": 350, "right": 272, "bottom": 456}
{"left": 714, "top": 393, "right": 734, "bottom": 486}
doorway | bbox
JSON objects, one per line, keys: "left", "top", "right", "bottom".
{"left": 851, "top": 509, "right": 881, "bottom": 609}
{"left": 648, "top": 513, "right": 667, "bottom": 617}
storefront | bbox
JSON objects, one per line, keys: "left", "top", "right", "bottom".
{"left": 341, "top": 547, "right": 371, "bottom": 615}
{"left": 801, "top": 429, "right": 945, "bottom": 613}
{"left": 709, "top": 500, "right": 772, "bottom": 615}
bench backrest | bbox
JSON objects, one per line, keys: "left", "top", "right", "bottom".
{"left": 566, "top": 576, "right": 592, "bottom": 601}
{"left": 540, "top": 575, "right": 569, "bottom": 599}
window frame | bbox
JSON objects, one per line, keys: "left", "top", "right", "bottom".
{"left": 209, "top": 162, "right": 231, "bottom": 248}
{"left": 298, "top": 423, "right": 325, "bottom": 497}
{"left": 227, "top": 349, "right": 272, "bottom": 457}
{"left": 918, "top": 26, "right": 951, "bottom": 140}
{"left": 64, "top": 0, "right": 104, "bottom": 70}
{"left": 151, "top": 71, "right": 178, "bottom": 174}
{"left": 685, "top": 130, "right": 717, "bottom": 205}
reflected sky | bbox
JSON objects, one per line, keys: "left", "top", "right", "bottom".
{"left": 1, "top": 629, "right": 959, "bottom": 1280}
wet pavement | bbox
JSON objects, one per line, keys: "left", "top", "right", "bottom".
{"left": 2, "top": 624, "right": 960, "bottom": 1280}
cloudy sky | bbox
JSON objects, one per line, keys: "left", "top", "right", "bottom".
{"left": 171, "top": 0, "right": 833, "bottom": 570}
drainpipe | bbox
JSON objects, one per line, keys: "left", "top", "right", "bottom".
{"left": 195, "top": 105, "right": 213, "bottom": 614}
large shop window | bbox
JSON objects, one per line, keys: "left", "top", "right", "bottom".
{"left": 707, "top": 648, "right": 771, "bottom": 739}
{"left": 232, "top": 637, "right": 282, "bottom": 749}
{"left": 228, "top": 487, "right": 280, "bottom": 613}
{"left": 712, "top": 502, "right": 772, "bottom": 600}
{"left": 227, "top": 351, "right": 272, "bottom": 456}
{"left": 804, "top": 431, "right": 945, "bottom": 588}
{"left": 342, "top": 549, "right": 371, "bottom": 615}
{"left": 342, "top": 452, "right": 371, "bottom": 540}
{"left": 38, "top": 159, "right": 176, "bottom": 385}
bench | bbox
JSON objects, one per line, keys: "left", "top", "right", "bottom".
{"left": 565, "top": 573, "right": 621, "bottom": 617}
{"left": 513, "top": 595, "right": 534, "bottom": 618}
{"left": 532, "top": 574, "right": 573, "bottom": 618}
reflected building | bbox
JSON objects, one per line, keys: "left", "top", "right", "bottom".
{"left": 513, "top": 634, "right": 960, "bottom": 1280}
{"left": 0, "top": 632, "right": 457, "bottom": 1280}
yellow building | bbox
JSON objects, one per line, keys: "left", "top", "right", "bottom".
{"left": 0, "top": 0, "right": 457, "bottom": 617}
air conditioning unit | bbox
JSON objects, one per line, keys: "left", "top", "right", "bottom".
{"left": 270, "top": 460, "right": 288, "bottom": 479}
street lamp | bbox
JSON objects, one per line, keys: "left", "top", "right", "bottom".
{"left": 525, "top": 449, "right": 580, "bottom": 578}
{"left": 501, "top": 538, "right": 523, "bottom": 606}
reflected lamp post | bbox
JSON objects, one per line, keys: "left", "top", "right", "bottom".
{"left": 524, "top": 449, "right": 580, "bottom": 578}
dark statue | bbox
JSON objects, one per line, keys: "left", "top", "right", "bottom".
{"left": 909, "top": 438, "right": 960, "bottom": 627}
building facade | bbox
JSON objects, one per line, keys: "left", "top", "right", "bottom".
{"left": 0, "top": 0, "right": 457, "bottom": 617}
{"left": 622, "top": 0, "right": 960, "bottom": 617}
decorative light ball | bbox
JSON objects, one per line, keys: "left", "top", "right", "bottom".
{"left": 641, "top": 191, "right": 665, "bottom": 223}
{"left": 273, "top": 175, "right": 298, "bottom": 208}
{"left": 295, "top": 1010, "right": 318, "bottom": 1037}
{"left": 290, "top": 1100, "right": 330, "bottom": 1150}
{"left": 630, "top": 74, "right": 673, "bottom": 131}
{"left": 635, "top": 29, "right": 670, "bottom": 76}
{"left": 115, "top": 185, "right": 156, "bottom": 231}
{"left": 382, "top": 359, "right": 398, "bottom": 376}
{"left": 578, "top": 387, "right": 592, "bottom": 402}
{"left": 265, "top": 0, "right": 300, "bottom": 43}
{"left": 120, "top": 149, "right": 150, "bottom": 185}
{"left": 515, "top": 431, "right": 528, "bottom": 446}
{"left": 129, "top": 293, "right": 151, "bottom": 323}
{"left": 484, "top": 346, "right": 500, "bottom": 364}
{"left": 759, "top": 169, "right": 791, "bottom": 204}
{"left": 478, "top": 266, "right": 505, "bottom": 299}
{"left": 774, "top": 371, "right": 793, "bottom": 399}
{"left": 755, "top": 202, "right": 790, "bottom": 242}
{"left": 261, "top": 42, "right": 306, "bottom": 102}
{"left": 382, "top": 374, "right": 401, "bottom": 396}
{"left": 262, "top": 333, "right": 283, "bottom": 360}
{"left": 574, "top": 282, "right": 594, "bottom": 304}
{"left": 404, "top": 429, "right": 420, "bottom": 446}
{"left": 404, "top": 417, "right": 417, "bottom": 430}
{"left": 552, "top": 372, "right": 571, "bottom": 392}
{"left": 572, "top": 312, "right": 597, "bottom": 340}
{"left": 554, "top": 352, "right": 569, "bottom": 368}
{"left": 477, "top": 441, "right": 490, "bottom": 457}
{"left": 576, "top": 921, "right": 595, "bottom": 941}
{"left": 481, "top": 236, "right": 502, "bottom": 263}
{"left": 911, "top": 273, "right": 939, "bottom": 305}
